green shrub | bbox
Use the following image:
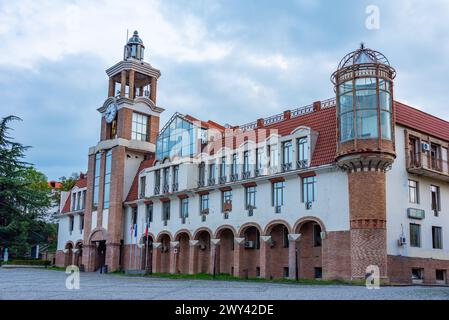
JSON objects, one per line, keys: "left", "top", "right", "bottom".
{"left": 3, "top": 259, "right": 51, "bottom": 266}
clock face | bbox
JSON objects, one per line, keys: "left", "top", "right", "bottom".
{"left": 104, "top": 102, "right": 117, "bottom": 123}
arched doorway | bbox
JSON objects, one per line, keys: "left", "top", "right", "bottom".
{"left": 158, "top": 233, "right": 171, "bottom": 273}
{"left": 88, "top": 228, "right": 108, "bottom": 272}
{"left": 64, "top": 242, "right": 73, "bottom": 267}
{"left": 215, "top": 227, "right": 235, "bottom": 275}
{"left": 239, "top": 224, "right": 262, "bottom": 278}
{"left": 265, "top": 223, "right": 290, "bottom": 279}
{"left": 295, "top": 219, "right": 324, "bottom": 279}
{"left": 195, "top": 229, "right": 211, "bottom": 274}
{"left": 175, "top": 231, "right": 191, "bottom": 274}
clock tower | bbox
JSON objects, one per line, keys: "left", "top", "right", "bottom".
{"left": 82, "top": 31, "right": 164, "bottom": 272}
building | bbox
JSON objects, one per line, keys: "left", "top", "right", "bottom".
{"left": 56, "top": 32, "right": 449, "bottom": 284}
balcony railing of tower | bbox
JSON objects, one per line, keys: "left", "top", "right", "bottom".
{"left": 238, "top": 97, "right": 336, "bottom": 132}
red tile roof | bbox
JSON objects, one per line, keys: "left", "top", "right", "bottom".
{"left": 125, "top": 155, "right": 155, "bottom": 202}
{"left": 394, "top": 101, "right": 449, "bottom": 142}
{"left": 61, "top": 194, "right": 71, "bottom": 213}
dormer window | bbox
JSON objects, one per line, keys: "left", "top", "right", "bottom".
{"left": 282, "top": 141, "right": 293, "bottom": 171}
{"left": 297, "top": 137, "right": 309, "bottom": 168}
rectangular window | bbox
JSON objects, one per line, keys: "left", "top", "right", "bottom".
{"left": 269, "top": 145, "right": 279, "bottom": 168}
{"left": 92, "top": 153, "right": 101, "bottom": 208}
{"left": 163, "top": 167, "right": 169, "bottom": 187}
{"left": 245, "top": 186, "right": 257, "bottom": 209}
{"left": 302, "top": 176, "right": 317, "bottom": 203}
{"left": 256, "top": 148, "right": 263, "bottom": 174}
{"left": 76, "top": 191, "right": 81, "bottom": 210}
{"left": 431, "top": 185, "right": 441, "bottom": 215}
{"left": 432, "top": 226, "right": 443, "bottom": 249}
{"left": 103, "top": 150, "right": 112, "bottom": 209}
{"left": 410, "top": 223, "right": 421, "bottom": 248}
{"left": 209, "top": 162, "right": 216, "bottom": 184}
{"left": 313, "top": 224, "right": 322, "bottom": 247}
{"left": 231, "top": 154, "right": 238, "bottom": 176}
{"left": 139, "top": 176, "right": 146, "bottom": 198}
{"left": 79, "top": 214, "right": 84, "bottom": 232}
{"left": 180, "top": 198, "right": 189, "bottom": 218}
{"left": 314, "top": 267, "right": 323, "bottom": 279}
{"left": 200, "top": 194, "right": 209, "bottom": 214}
{"left": 297, "top": 137, "right": 309, "bottom": 167}
{"left": 172, "top": 165, "right": 179, "bottom": 191}
{"left": 69, "top": 215, "right": 74, "bottom": 234}
{"left": 408, "top": 180, "right": 419, "bottom": 204}
{"left": 131, "top": 112, "right": 148, "bottom": 141}
{"left": 132, "top": 207, "right": 137, "bottom": 226}
{"left": 243, "top": 151, "right": 250, "bottom": 173}
{"left": 430, "top": 144, "right": 442, "bottom": 171}
{"left": 436, "top": 270, "right": 446, "bottom": 282}
{"left": 282, "top": 141, "right": 293, "bottom": 169}
{"left": 81, "top": 190, "right": 86, "bottom": 209}
{"left": 162, "top": 201, "right": 170, "bottom": 221}
{"left": 272, "top": 182, "right": 284, "bottom": 212}
{"left": 222, "top": 190, "right": 232, "bottom": 212}
{"left": 71, "top": 193, "right": 76, "bottom": 211}
{"left": 411, "top": 268, "right": 424, "bottom": 281}
{"left": 146, "top": 203, "right": 153, "bottom": 223}
{"left": 220, "top": 156, "right": 227, "bottom": 178}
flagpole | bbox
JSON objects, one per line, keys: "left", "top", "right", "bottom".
{"left": 145, "top": 221, "right": 150, "bottom": 273}
{"left": 129, "top": 224, "right": 132, "bottom": 272}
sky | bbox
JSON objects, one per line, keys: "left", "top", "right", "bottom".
{"left": 1, "top": 0, "right": 449, "bottom": 180}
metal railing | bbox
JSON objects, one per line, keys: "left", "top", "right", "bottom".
{"left": 408, "top": 152, "right": 448, "bottom": 174}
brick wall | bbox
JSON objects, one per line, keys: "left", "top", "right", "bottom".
{"left": 388, "top": 255, "right": 449, "bottom": 284}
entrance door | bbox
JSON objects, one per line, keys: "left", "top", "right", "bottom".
{"left": 95, "top": 241, "right": 106, "bottom": 271}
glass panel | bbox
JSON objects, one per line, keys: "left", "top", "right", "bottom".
{"left": 355, "top": 77, "right": 377, "bottom": 90}
{"left": 339, "top": 92, "right": 353, "bottom": 114}
{"left": 380, "top": 111, "right": 392, "bottom": 140}
{"left": 340, "top": 112, "right": 354, "bottom": 142}
{"left": 356, "top": 110, "right": 378, "bottom": 139}
{"left": 339, "top": 81, "right": 353, "bottom": 94}
{"left": 355, "top": 89, "right": 377, "bottom": 110}
{"left": 379, "top": 91, "right": 391, "bottom": 111}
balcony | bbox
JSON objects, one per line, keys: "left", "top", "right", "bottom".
{"left": 242, "top": 171, "right": 251, "bottom": 180}
{"left": 219, "top": 176, "right": 227, "bottom": 184}
{"left": 407, "top": 152, "right": 449, "bottom": 182}
{"left": 282, "top": 163, "right": 292, "bottom": 172}
{"left": 154, "top": 185, "right": 160, "bottom": 195}
{"left": 230, "top": 174, "right": 239, "bottom": 182}
{"left": 208, "top": 178, "right": 216, "bottom": 186}
{"left": 254, "top": 169, "right": 261, "bottom": 177}
{"left": 197, "top": 179, "right": 205, "bottom": 188}
{"left": 297, "top": 159, "right": 308, "bottom": 169}
{"left": 172, "top": 183, "right": 179, "bottom": 192}
{"left": 163, "top": 184, "right": 170, "bottom": 193}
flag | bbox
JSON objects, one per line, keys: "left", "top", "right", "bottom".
{"left": 145, "top": 223, "right": 149, "bottom": 237}
{"left": 134, "top": 223, "right": 137, "bottom": 238}
{"left": 130, "top": 223, "right": 134, "bottom": 237}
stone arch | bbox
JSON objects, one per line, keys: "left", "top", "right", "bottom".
{"left": 293, "top": 216, "right": 326, "bottom": 233}
{"left": 214, "top": 225, "right": 237, "bottom": 238}
{"left": 214, "top": 225, "right": 236, "bottom": 276}
{"left": 263, "top": 219, "right": 292, "bottom": 236}
{"left": 174, "top": 229, "right": 193, "bottom": 241}
{"left": 156, "top": 231, "right": 173, "bottom": 242}
{"left": 64, "top": 241, "right": 74, "bottom": 267}
{"left": 138, "top": 234, "right": 154, "bottom": 272}
{"left": 174, "top": 230, "right": 191, "bottom": 274}
{"left": 264, "top": 221, "right": 291, "bottom": 279}
{"left": 88, "top": 228, "right": 108, "bottom": 242}
{"left": 238, "top": 222, "right": 263, "bottom": 237}
{"left": 139, "top": 232, "right": 156, "bottom": 245}
{"left": 293, "top": 216, "right": 325, "bottom": 280}
{"left": 64, "top": 241, "right": 74, "bottom": 249}
{"left": 193, "top": 228, "right": 212, "bottom": 274}
{"left": 74, "top": 241, "right": 83, "bottom": 267}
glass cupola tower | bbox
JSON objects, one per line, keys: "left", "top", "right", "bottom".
{"left": 332, "top": 44, "right": 396, "bottom": 171}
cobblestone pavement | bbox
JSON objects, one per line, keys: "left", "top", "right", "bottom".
{"left": 1, "top": 268, "right": 449, "bottom": 300}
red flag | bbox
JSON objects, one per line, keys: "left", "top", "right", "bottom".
{"left": 145, "top": 223, "right": 149, "bottom": 237}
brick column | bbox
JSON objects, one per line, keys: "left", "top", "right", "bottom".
{"left": 120, "top": 70, "right": 127, "bottom": 97}
{"left": 288, "top": 234, "right": 301, "bottom": 280}
{"left": 210, "top": 239, "right": 221, "bottom": 275}
{"left": 108, "top": 78, "right": 115, "bottom": 97}
{"left": 129, "top": 70, "right": 135, "bottom": 99}
{"left": 233, "top": 237, "right": 245, "bottom": 278}
{"left": 170, "top": 241, "right": 179, "bottom": 274}
{"left": 259, "top": 236, "right": 271, "bottom": 278}
{"left": 152, "top": 242, "right": 162, "bottom": 273}
{"left": 188, "top": 240, "right": 199, "bottom": 274}
{"left": 83, "top": 244, "right": 96, "bottom": 272}
{"left": 150, "top": 77, "right": 157, "bottom": 103}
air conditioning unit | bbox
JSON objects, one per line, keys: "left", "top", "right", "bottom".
{"left": 397, "top": 237, "right": 407, "bottom": 246}
{"left": 305, "top": 201, "right": 312, "bottom": 210}
{"left": 421, "top": 142, "right": 431, "bottom": 152}
{"left": 244, "top": 241, "right": 255, "bottom": 249}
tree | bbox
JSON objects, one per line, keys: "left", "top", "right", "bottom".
{"left": 51, "top": 172, "right": 80, "bottom": 206}
{"left": 0, "top": 116, "right": 53, "bottom": 257}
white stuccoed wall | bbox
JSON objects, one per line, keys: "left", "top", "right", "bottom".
{"left": 386, "top": 125, "right": 449, "bottom": 259}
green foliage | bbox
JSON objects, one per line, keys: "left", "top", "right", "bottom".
{"left": 0, "top": 115, "right": 56, "bottom": 257}
{"left": 51, "top": 172, "right": 79, "bottom": 207}
{"left": 3, "top": 259, "right": 51, "bottom": 266}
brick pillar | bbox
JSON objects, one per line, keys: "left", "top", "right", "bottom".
{"left": 288, "top": 234, "right": 301, "bottom": 280}
{"left": 233, "top": 237, "right": 245, "bottom": 278}
{"left": 188, "top": 240, "right": 199, "bottom": 274}
{"left": 120, "top": 70, "right": 127, "bottom": 97}
{"left": 259, "top": 236, "right": 271, "bottom": 278}
{"left": 105, "top": 243, "right": 120, "bottom": 272}
{"left": 83, "top": 244, "right": 96, "bottom": 272}
{"left": 129, "top": 70, "right": 135, "bottom": 99}
{"left": 170, "top": 241, "right": 179, "bottom": 274}
{"left": 152, "top": 242, "right": 161, "bottom": 273}
{"left": 150, "top": 77, "right": 157, "bottom": 103}
{"left": 210, "top": 239, "right": 221, "bottom": 275}
{"left": 348, "top": 170, "right": 388, "bottom": 280}
{"left": 108, "top": 77, "right": 115, "bottom": 97}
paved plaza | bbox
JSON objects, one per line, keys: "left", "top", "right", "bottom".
{"left": 1, "top": 268, "right": 449, "bottom": 300}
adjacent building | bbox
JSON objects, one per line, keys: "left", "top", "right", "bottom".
{"left": 56, "top": 32, "right": 449, "bottom": 284}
